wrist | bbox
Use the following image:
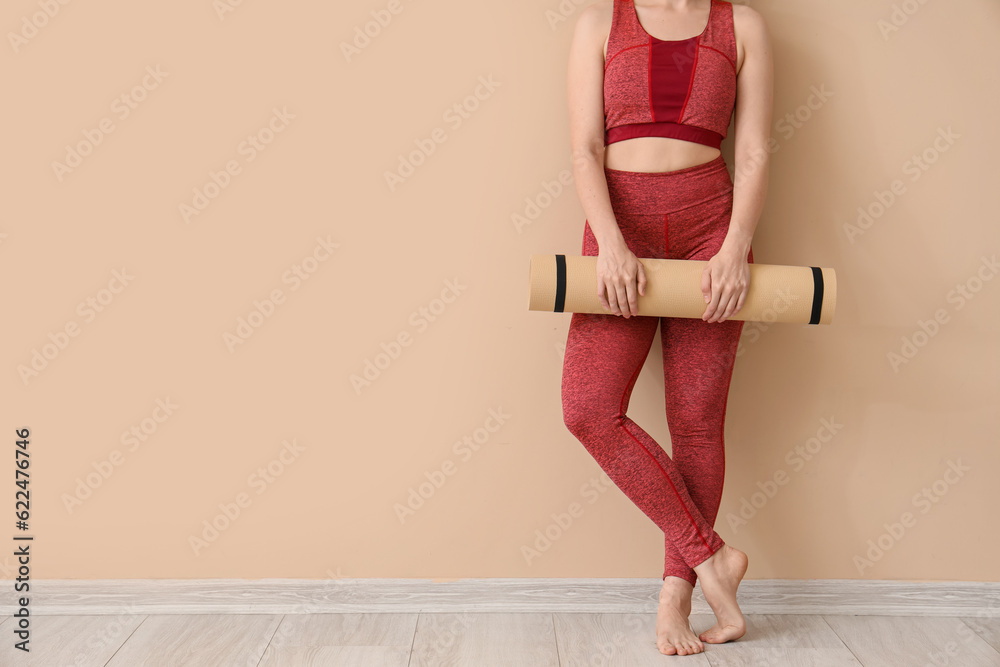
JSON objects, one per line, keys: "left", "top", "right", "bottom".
{"left": 595, "top": 229, "right": 627, "bottom": 253}
{"left": 720, "top": 233, "right": 752, "bottom": 258}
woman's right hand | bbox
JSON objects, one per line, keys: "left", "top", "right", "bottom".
{"left": 596, "top": 239, "right": 647, "bottom": 318}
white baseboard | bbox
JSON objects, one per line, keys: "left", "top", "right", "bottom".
{"left": 5, "top": 578, "right": 999, "bottom": 617}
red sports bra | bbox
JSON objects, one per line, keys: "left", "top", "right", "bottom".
{"left": 604, "top": 0, "right": 738, "bottom": 149}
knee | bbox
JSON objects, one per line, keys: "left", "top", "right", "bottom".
{"left": 562, "top": 396, "right": 590, "bottom": 439}
{"left": 668, "top": 416, "right": 720, "bottom": 443}
{"left": 562, "top": 392, "right": 615, "bottom": 441}
{"left": 666, "top": 394, "right": 726, "bottom": 439}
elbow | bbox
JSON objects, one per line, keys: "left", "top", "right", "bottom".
{"left": 570, "top": 142, "right": 605, "bottom": 171}
{"left": 734, "top": 142, "right": 772, "bottom": 180}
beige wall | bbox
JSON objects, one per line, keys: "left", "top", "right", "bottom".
{"left": 2, "top": 0, "right": 997, "bottom": 583}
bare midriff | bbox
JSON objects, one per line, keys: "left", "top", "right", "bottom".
{"left": 601, "top": 31, "right": 724, "bottom": 174}
{"left": 604, "top": 137, "right": 721, "bottom": 173}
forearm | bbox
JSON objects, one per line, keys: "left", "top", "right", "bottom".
{"left": 723, "top": 148, "right": 770, "bottom": 257}
{"left": 571, "top": 151, "right": 625, "bottom": 250}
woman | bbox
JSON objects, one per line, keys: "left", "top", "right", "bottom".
{"left": 562, "top": 0, "right": 772, "bottom": 656}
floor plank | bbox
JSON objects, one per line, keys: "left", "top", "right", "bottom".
{"left": 0, "top": 614, "right": 144, "bottom": 667}
{"left": 408, "top": 612, "right": 559, "bottom": 667}
{"left": 265, "top": 612, "right": 418, "bottom": 647}
{"left": 257, "top": 644, "right": 411, "bottom": 667}
{"left": 823, "top": 615, "right": 1000, "bottom": 667}
{"left": 554, "top": 612, "right": 713, "bottom": 665}
{"left": 103, "top": 614, "right": 282, "bottom": 666}
{"left": 256, "top": 613, "right": 417, "bottom": 666}
{"left": 960, "top": 613, "right": 1000, "bottom": 654}
{"left": 4, "top": 610, "right": 999, "bottom": 665}
{"left": 688, "top": 614, "right": 862, "bottom": 667}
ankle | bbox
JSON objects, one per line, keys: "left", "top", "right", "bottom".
{"left": 660, "top": 585, "right": 692, "bottom": 597}
{"left": 692, "top": 545, "right": 727, "bottom": 578}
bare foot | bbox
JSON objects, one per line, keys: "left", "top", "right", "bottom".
{"left": 656, "top": 576, "right": 704, "bottom": 655}
{"left": 692, "top": 544, "right": 748, "bottom": 644}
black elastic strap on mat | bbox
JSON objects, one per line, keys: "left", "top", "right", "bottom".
{"left": 554, "top": 255, "right": 567, "bottom": 312}
{"left": 808, "top": 267, "right": 824, "bottom": 325}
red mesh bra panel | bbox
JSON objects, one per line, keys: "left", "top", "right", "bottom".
{"left": 603, "top": 0, "right": 737, "bottom": 148}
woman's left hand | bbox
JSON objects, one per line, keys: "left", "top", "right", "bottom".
{"left": 701, "top": 245, "right": 750, "bottom": 323}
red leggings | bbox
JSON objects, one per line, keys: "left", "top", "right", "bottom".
{"left": 561, "top": 154, "right": 752, "bottom": 586}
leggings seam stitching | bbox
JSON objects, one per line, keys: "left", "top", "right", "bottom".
{"left": 618, "top": 419, "right": 713, "bottom": 556}
{"left": 616, "top": 351, "right": 713, "bottom": 558}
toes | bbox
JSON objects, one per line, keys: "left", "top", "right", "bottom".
{"left": 657, "top": 639, "right": 677, "bottom": 655}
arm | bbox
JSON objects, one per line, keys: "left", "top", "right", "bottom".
{"left": 701, "top": 4, "right": 774, "bottom": 322}
{"left": 724, "top": 4, "right": 774, "bottom": 261}
{"left": 567, "top": 1, "right": 647, "bottom": 318}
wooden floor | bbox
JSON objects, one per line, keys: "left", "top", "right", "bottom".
{"left": 2, "top": 611, "right": 999, "bottom": 666}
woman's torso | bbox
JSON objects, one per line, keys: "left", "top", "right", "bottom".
{"left": 602, "top": 0, "right": 744, "bottom": 173}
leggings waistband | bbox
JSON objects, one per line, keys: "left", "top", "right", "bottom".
{"left": 603, "top": 154, "right": 732, "bottom": 215}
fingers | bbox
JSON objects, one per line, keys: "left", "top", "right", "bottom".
{"left": 598, "top": 275, "right": 624, "bottom": 316}
{"left": 597, "top": 276, "right": 611, "bottom": 312}
{"left": 703, "top": 289, "right": 721, "bottom": 321}
{"left": 705, "top": 285, "right": 750, "bottom": 322}
{"left": 622, "top": 259, "right": 647, "bottom": 317}
{"left": 624, "top": 277, "right": 638, "bottom": 317}
{"left": 715, "top": 293, "right": 738, "bottom": 322}
{"left": 614, "top": 281, "right": 630, "bottom": 318}
{"left": 596, "top": 255, "right": 647, "bottom": 318}
{"left": 702, "top": 260, "right": 753, "bottom": 322}
{"left": 734, "top": 289, "right": 746, "bottom": 314}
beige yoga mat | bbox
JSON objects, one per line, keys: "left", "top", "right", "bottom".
{"left": 527, "top": 254, "right": 836, "bottom": 325}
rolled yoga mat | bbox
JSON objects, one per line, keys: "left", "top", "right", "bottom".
{"left": 527, "top": 254, "right": 836, "bottom": 325}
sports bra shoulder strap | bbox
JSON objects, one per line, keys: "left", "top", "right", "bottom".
{"left": 607, "top": 0, "right": 645, "bottom": 60}
{"left": 701, "top": 0, "right": 736, "bottom": 63}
